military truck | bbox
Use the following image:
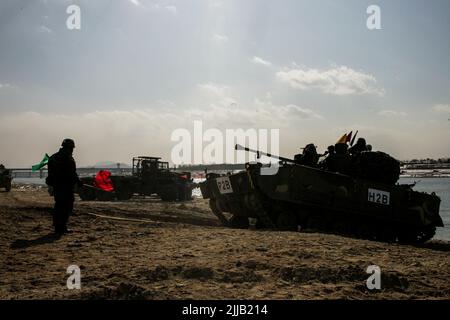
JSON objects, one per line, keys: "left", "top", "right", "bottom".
{"left": 200, "top": 145, "right": 444, "bottom": 243}
{"left": 0, "top": 165, "right": 12, "bottom": 192}
{"left": 77, "top": 156, "right": 194, "bottom": 201}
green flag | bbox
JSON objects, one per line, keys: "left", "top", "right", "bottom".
{"left": 32, "top": 154, "right": 49, "bottom": 172}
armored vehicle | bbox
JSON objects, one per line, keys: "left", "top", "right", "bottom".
{"left": 77, "top": 156, "right": 194, "bottom": 201}
{"left": 200, "top": 145, "right": 444, "bottom": 243}
{"left": 0, "top": 165, "right": 12, "bottom": 192}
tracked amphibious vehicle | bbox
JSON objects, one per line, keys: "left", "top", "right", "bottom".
{"left": 200, "top": 145, "right": 444, "bottom": 243}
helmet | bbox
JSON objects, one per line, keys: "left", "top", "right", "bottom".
{"left": 356, "top": 138, "right": 366, "bottom": 146}
{"left": 335, "top": 143, "right": 348, "bottom": 154}
{"left": 304, "top": 143, "right": 317, "bottom": 153}
{"left": 61, "top": 138, "right": 75, "bottom": 149}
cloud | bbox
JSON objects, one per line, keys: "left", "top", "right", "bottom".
{"left": 0, "top": 83, "right": 13, "bottom": 89}
{"left": 252, "top": 56, "right": 272, "bottom": 67}
{"left": 164, "top": 5, "right": 177, "bottom": 14}
{"left": 128, "top": 0, "right": 141, "bottom": 6}
{"left": 253, "top": 99, "right": 322, "bottom": 120}
{"left": 37, "top": 25, "right": 52, "bottom": 33}
{"left": 197, "top": 82, "right": 227, "bottom": 96}
{"left": 0, "top": 96, "right": 322, "bottom": 166}
{"left": 195, "top": 82, "right": 321, "bottom": 126}
{"left": 432, "top": 104, "right": 450, "bottom": 113}
{"left": 378, "top": 110, "right": 407, "bottom": 117}
{"left": 143, "top": 3, "right": 177, "bottom": 14}
{"left": 208, "top": 1, "right": 223, "bottom": 8}
{"left": 185, "top": 100, "right": 321, "bottom": 131}
{"left": 0, "top": 110, "right": 179, "bottom": 167}
{"left": 284, "top": 104, "right": 322, "bottom": 119}
{"left": 276, "top": 65, "right": 384, "bottom": 96}
{"left": 212, "top": 34, "right": 228, "bottom": 43}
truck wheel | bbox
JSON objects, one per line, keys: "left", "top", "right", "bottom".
{"left": 177, "top": 185, "right": 192, "bottom": 201}
{"left": 78, "top": 187, "right": 96, "bottom": 201}
{"left": 116, "top": 190, "right": 133, "bottom": 201}
{"left": 114, "top": 182, "right": 133, "bottom": 200}
{"left": 160, "top": 188, "right": 177, "bottom": 201}
{"left": 96, "top": 190, "right": 115, "bottom": 201}
{"left": 184, "top": 186, "right": 193, "bottom": 201}
{"left": 5, "top": 182, "right": 11, "bottom": 192}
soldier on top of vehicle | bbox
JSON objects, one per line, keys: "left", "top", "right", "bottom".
{"left": 318, "top": 145, "right": 336, "bottom": 170}
{"left": 349, "top": 137, "right": 368, "bottom": 156}
{"left": 327, "top": 143, "right": 353, "bottom": 175}
{"left": 325, "top": 145, "right": 335, "bottom": 156}
{"left": 294, "top": 143, "right": 320, "bottom": 167}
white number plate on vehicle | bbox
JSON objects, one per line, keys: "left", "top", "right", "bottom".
{"left": 216, "top": 176, "right": 233, "bottom": 194}
{"left": 368, "top": 188, "right": 390, "bottom": 205}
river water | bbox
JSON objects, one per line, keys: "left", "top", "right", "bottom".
{"left": 399, "top": 177, "right": 450, "bottom": 241}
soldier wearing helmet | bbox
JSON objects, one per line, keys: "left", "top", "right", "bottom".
{"left": 46, "top": 138, "right": 82, "bottom": 235}
{"left": 294, "top": 143, "right": 320, "bottom": 167}
{"left": 349, "top": 138, "right": 368, "bottom": 156}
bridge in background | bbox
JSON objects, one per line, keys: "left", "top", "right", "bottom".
{"left": 9, "top": 167, "right": 132, "bottom": 179}
{"left": 10, "top": 162, "right": 450, "bottom": 179}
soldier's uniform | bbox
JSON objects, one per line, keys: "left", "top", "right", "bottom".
{"left": 349, "top": 138, "right": 367, "bottom": 156}
{"left": 319, "top": 146, "right": 336, "bottom": 170}
{"left": 295, "top": 144, "right": 319, "bottom": 167}
{"left": 294, "top": 153, "right": 303, "bottom": 164}
{"left": 329, "top": 143, "right": 352, "bottom": 175}
{"left": 302, "top": 144, "right": 319, "bottom": 167}
{"left": 46, "top": 139, "right": 81, "bottom": 234}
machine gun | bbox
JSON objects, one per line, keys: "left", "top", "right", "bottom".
{"left": 235, "top": 144, "right": 296, "bottom": 164}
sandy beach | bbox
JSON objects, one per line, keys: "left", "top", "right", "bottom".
{"left": 1, "top": 187, "right": 449, "bottom": 300}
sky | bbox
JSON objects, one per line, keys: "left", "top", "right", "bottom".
{"left": 0, "top": 0, "right": 449, "bottom": 167}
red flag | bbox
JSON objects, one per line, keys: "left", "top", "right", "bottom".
{"left": 346, "top": 131, "right": 353, "bottom": 143}
{"left": 94, "top": 170, "right": 114, "bottom": 192}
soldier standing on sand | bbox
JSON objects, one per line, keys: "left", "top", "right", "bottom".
{"left": 46, "top": 139, "right": 82, "bottom": 235}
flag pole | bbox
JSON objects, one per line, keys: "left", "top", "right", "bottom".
{"left": 350, "top": 130, "right": 358, "bottom": 146}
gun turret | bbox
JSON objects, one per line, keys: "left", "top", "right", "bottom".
{"left": 235, "top": 144, "right": 296, "bottom": 164}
